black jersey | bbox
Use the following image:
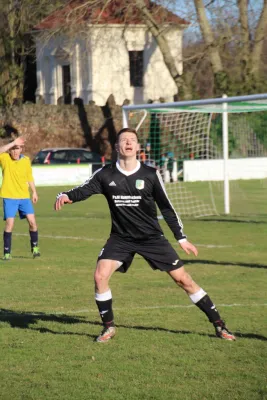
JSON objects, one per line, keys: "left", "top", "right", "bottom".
{"left": 61, "top": 161, "right": 186, "bottom": 241}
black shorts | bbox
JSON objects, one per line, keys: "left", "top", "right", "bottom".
{"left": 97, "top": 235, "right": 184, "bottom": 273}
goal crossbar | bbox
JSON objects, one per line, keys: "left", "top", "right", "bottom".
{"left": 122, "top": 93, "right": 267, "bottom": 113}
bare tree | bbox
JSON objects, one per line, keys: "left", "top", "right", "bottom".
{"left": 250, "top": 0, "right": 267, "bottom": 86}
{"left": 191, "top": 0, "right": 267, "bottom": 96}
{"left": 193, "top": 0, "right": 230, "bottom": 95}
{"left": 134, "top": 0, "right": 192, "bottom": 99}
{"left": 0, "top": 0, "right": 65, "bottom": 105}
{"left": 238, "top": 0, "right": 250, "bottom": 89}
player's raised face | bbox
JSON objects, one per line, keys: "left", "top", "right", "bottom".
{"left": 9, "top": 145, "right": 23, "bottom": 160}
{"left": 116, "top": 131, "right": 140, "bottom": 158}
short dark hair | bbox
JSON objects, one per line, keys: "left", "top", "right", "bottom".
{"left": 116, "top": 128, "right": 138, "bottom": 142}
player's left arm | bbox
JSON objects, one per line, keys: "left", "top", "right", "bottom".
{"left": 153, "top": 170, "right": 198, "bottom": 256}
{"left": 28, "top": 181, "right": 38, "bottom": 203}
{"left": 178, "top": 239, "right": 198, "bottom": 256}
{"left": 27, "top": 160, "right": 38, "bottom": 203}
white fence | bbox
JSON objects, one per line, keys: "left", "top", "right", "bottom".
{"left": 183, "top": 158, "right": 267, "bottom": 182}
{"left": 31, "top": 159, "right": 267, "bottom": 186}
{"left": 32, "top": 164, "right": 93, "bottom": 186}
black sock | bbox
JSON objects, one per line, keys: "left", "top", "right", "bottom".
{"left": 195, "top": 294, "right": 222, "bottom": 324}
{"left": 95, "top": 290, "right": 114, "bottom": 328}
{"left": 30, "top": 231, "right": 38, "bottom": 249}
{"left": 3, "top": 231, "right": 12, "bottom": 254}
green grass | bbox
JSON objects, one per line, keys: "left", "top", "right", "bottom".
{"left": 0, "top": 183, "right": 267, "bottom": 400}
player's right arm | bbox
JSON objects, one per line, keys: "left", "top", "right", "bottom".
{"left": 54, "top": 168, "right": 103, "bottom": 211}
{"left": 54, "top": 194, "right": 73, "bottom": 210}
{"left": 0, "top": 136, "right": 25, "bottom": 154}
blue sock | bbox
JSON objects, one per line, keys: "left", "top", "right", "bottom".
{"left": 4, "top": 231, "right": 12, "bottom": 254}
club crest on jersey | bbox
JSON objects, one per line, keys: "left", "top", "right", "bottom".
{"left": 135, "top": 179, "right": 145, "bottom": 190}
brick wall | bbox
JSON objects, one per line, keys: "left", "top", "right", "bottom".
{"left": 0, "top": 95, "right": 126, "bottom": 160}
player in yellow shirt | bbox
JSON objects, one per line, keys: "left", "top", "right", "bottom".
{"left": 0, "top": 136, "right": 40, "bottom": 260}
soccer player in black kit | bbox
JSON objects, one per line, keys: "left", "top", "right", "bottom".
{"left": 54, "top": 128, "right": 236, "bottom": 343}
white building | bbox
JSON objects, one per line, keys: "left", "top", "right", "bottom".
{"left": 34, "top": 1, "right": 189, "bottom": 106}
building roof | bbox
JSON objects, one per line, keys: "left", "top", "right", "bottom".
{"left": 35, "top": 0, "right": 189, "bottom": 30}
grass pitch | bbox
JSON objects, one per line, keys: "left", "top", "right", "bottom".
{"left": 0, "top": 182, "right": 267, "bottom": 400}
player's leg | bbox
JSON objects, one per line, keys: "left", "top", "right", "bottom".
{"left": 168, "top": 267, "right": 236, "bottom": 340}
{"left": 26, "top": 214, "right": 40, "bottom": 257}
{"left": 94, "top": 259, "right": 121, "bottom": 342}
{"left": 94, "top": 236, "right": 134, "bottom": 342}
{"left": 20, "top": 199, "right": 40, "bottom": 258}
{"left": 137, "top": 236, "right": 235, "bottom": 341}
{"left": 2, "top": 199, "right": 18, "bottom": 260}
{"left": 3, "top": 218, "right": 15, "bottom": 260}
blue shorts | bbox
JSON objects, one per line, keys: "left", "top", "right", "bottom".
{"left": 3, "top": 198, "right": 34, "bottom": 220}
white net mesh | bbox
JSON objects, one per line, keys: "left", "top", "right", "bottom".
{"left": 126, "top": 101, "right": 267, "bottom": 217}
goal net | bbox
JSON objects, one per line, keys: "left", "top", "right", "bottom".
{"left": 123, "top": 95, "right": 267, "bottom": 217}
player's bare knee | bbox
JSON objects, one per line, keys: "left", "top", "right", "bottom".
{"left": 170, "top": 268, "right": 195, "bottom": 290}
{"left": 28, "top": 221, "right": 37, "bottom": 231}
{"left": 30, "top": 224, "right": 37, "bottom": 231}
{"left": 5, "top": 219, "right": 14, "bottom": 231}
{"left": 94, "top": 261, "right": 113, "bottom": 286}
{"left": 179, "top": 273, "right": 199, "bottom": 294}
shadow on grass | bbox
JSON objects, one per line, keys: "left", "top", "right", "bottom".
{"left": 0, "top": 309, "right": 97, "bottom": 340}
{"left": 0, "top": 256, "right": 33, "bottom": 261}
{"left": 184, "top": 259, "right": 267, "bottom": 269}
{"left": 197, "top": 218, "right": 267, "bottom": 224}
{"left": 0, "top": 309, "right": 88, "bottom": 328}
{"left": 116, "top": 324, "right": 267, "bottom": 342}
{"left": 0, "top": 309, "right": 266, "bottom": 341}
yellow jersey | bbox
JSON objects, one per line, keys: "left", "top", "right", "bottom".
{"left": 0, "top": 153, "right": 34, "bottom": 199}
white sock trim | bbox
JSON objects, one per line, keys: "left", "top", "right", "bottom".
{"left": 95, "top": 289, "right": 112, "bottom": 301}
{"left": 189, "top": 288, "right": 207, "bottom": 304}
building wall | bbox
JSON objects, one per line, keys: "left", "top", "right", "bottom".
{"left": 36, "top": 35, "right": 83, "bottom": 105}
{"left": 35, "top": 25, "right": 183, "bottom": 106}
{"left": 90, "top": 26, "right": 183, "bottom": 105}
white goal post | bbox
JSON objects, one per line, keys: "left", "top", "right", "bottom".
{"left": 122, "top": 93, "right": 267, "bottom": 217}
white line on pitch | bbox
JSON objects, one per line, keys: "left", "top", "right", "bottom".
{"left": 13, "top": 233, "right": 103, "bottom": 241}
{"left": 195, "top": 244, "right": 235, "bottom": 248}
{"left": 1, "top": 304, "right": 266, "bottom": 318}
{"left": 70, "top": 303, "right": 267, "bottom": 314}
{"left": 3, "top": 303, "right": 264, "bottom": 317}
{"left": 40, "top": 216, "right": 101, "bottom": 220}
{"left": 13, "top": 233, "right": 241, "bottom": 247}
